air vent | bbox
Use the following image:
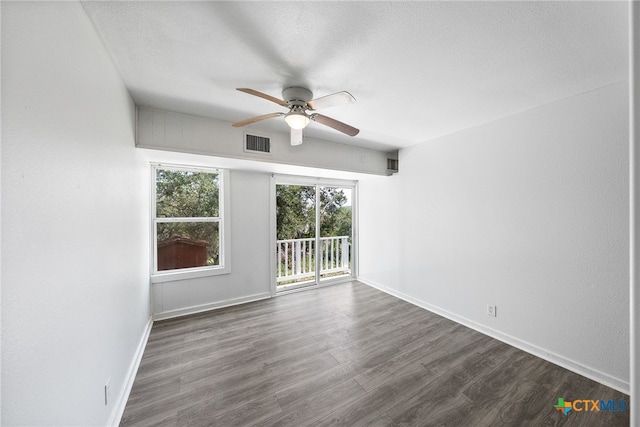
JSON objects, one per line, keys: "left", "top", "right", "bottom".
{"left": 244, "top": 133, "right": 271, "bottom": 154}
{"left": 387, "top": 158, "right": 399, "bottom": 173}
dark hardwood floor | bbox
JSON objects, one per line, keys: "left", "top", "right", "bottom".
{"left": 120, "top": 281, "right": 629, "bottom": 426}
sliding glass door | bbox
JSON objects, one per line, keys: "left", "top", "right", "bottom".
{"left": 274, "top": 178, "right": 355, "bottom": 293}
{"left": 318, "top": 186, "right": 352, "bottom": 281}
{"left": 275, "top": 184, "right": 317, "bottom": 288}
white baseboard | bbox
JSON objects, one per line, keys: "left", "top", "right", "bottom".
{"left": 358, "top": 278, "right": 630, "bottom": 395}
{"left": 152, "top": 292, "right": 272, "bottom": 321}
{"left": 108, "top": 317, "right": 153, "bottom": 427}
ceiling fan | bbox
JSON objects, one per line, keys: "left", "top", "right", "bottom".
{"left": 232, "top": 87, "right": 359, "bottom": 146}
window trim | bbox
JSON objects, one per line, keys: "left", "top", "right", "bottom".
{"left": 150, "top": 163, "right": 231, "bottom": 283}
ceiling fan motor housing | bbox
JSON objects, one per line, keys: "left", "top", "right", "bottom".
{"left": 282, "top": 87, "right": 313, "bottom": 107}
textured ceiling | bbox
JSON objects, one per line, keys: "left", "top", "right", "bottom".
{"left": 81, "top": 1, "right": 628, "bottom": 151}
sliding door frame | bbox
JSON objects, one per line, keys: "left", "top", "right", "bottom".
{"left": 269, "top": 174, "right": 358, "bottom": 296}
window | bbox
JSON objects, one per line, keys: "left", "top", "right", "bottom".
{"left": 151, "top": 164, "right": 229, "bottom": 281}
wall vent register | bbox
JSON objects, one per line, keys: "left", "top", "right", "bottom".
{"left": 387, "top": 158, "right": 399, "bottom": 173}
{"left": 245, "top": 133, "right": 271, "bottom": 154}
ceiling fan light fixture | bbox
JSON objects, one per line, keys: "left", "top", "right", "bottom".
{"left": 284, "top": 110, "right": 310, "bottom": 130}
{"left": 234, "top": 87, "right": 359, "bottom": 137}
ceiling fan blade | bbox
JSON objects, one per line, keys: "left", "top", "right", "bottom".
{"left": 307, "top": 91, "right": 356, "bottom": 110}
{"left": 311, "top": 114, "right": 359, "bottom": 137}
{"left": 236, "top": 88, "right": 288, "bottom": 107}
{"left": 290, "top": 128, "right": 303, "bottom": 146}
{"left": 232, "top": 112, "right": 283, "bottom": 127}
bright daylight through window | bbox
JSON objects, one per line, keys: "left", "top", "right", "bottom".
{"left": 152, "top": 165, "right": 225, "bottom": 275}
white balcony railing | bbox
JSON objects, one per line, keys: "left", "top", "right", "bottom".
{"left": 276, "top": 236, "right": 350, "bottom": 283}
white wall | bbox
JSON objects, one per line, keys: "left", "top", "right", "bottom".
{"left": 2, "top": 2, "right": 150, "bottom": 425}
{"left": 630, "top": 2, "right": 640, "bottom": 421}
{"left": 359, "top": 82, "right": 630, "bottom": 392}
{"left": 358, "top": 173, "right": 401, "bottom": 290}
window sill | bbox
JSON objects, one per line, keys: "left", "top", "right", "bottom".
{"left": 150, "top": 265, "right": 230, "bottom": 283}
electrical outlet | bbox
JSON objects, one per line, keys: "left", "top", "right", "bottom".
{"left": 487, "top": 305, "right": 497, "bottom": 317}
{"left": 104, "top": 378, "right": 111, "bottom": 406}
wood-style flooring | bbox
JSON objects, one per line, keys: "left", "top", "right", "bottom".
{"left": 120, "top": 281, "right": 629, "bottom": 426}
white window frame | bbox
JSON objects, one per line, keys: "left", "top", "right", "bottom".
{"left": 150, "top": 163, "right": 231, "bottom": 283}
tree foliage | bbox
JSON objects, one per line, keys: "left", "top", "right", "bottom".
{"left": 276, "top": 185, "right": 315, "bottom": 240}
{"left": 156, "top": 169, "right": 219, "bottom": 218}
{"left": 276, "top": 185, "right": 352, "bottom": 240}
{"left": 155, "top": 169, "right": 220, "bottom": 264}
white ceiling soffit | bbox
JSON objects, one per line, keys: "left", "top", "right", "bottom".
{"left": 81, "top": 1, "right": 628, "bottom": 151}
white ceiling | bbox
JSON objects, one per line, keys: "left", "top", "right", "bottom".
{"left": 81, "top": 1, "right": 628, "bottom": 152}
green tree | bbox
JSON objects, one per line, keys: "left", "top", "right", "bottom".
{"left": 156, "top": 169, "right": 219, "bottom": 218}
{"left": 318, "top": 187, "right": 349, "bottom": 237}
{"left": 276, "top": 185, "right": 352, "bottom": 240}
{"left": 331, "top": 206, "right": 352, "bottom": 238}
{"left": 156, "top": 169, "right": 220, "bottom": 265}
{"left": 276, "top": 185, "right": 315, "bottom": 240}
